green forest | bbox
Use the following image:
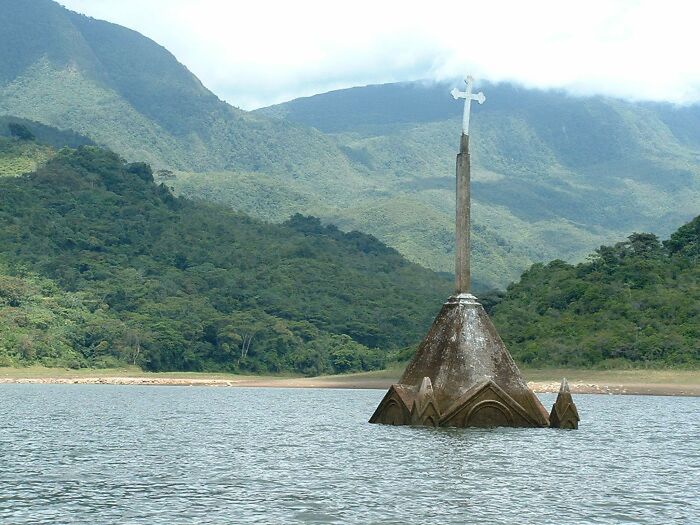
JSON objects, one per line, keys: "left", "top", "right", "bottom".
{"left": 489, "top": 221, "right": 699, "bottom": 367}
{"left": 0, "top": 139, "right": 452, "bottom": 373}
{"left": 1, "top": 0, "right": 698, "bottom": 374}
{"left": 0, "top": 131, "right": 698, "bottom": 373}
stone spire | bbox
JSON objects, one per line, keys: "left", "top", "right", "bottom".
{"left": 455, "top": 133, "right": 471, "bottom": 293}
{"left": 450, "top": 75, "right": 484, "bottom": 294}
{"left": 369, "top": 77, "right": 556, "bottom": 429}
{"left": 549, "top": 378, "right": 580, "bottom": 429}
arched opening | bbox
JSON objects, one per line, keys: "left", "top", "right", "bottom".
{"left": 465, "top": 400, "right": 514, "bottom": 427}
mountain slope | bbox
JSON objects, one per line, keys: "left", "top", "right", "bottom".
{"left": 0, "top": 0, "right": 365, "bottom": 199}
{"left": 3, "top": 0, "right": 699, "bottom": 290}
{"left": 0, "top": 141, "right": 452, "bottom": 372}
{"left": 255, "top": 81, "right": 700, "bottom": 286}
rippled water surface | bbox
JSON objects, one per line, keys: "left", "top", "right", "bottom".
{"left": 1, "top": 386, "right": 699, "bottom": 524}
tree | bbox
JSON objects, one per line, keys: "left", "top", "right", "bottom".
{"left": 8, "top": 123, "right": 35, "bottom": 141}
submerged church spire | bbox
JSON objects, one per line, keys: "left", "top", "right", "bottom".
{"left": 369, "top": 76, "right": 578, "bottom": 429}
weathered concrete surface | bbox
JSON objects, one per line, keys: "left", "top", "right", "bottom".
{"left": 549, "top": 378, "right": 580, "bottom": 429}
{"left": 455, "top": 133, "right": 471, "bottom": 294}
{"left": 369, "top": 294, "right": 551, "bottom": 428}
{"left": 410, "top": 377, "right": 440, "bottom": 426}
{"left": 369, "top": 105, "right": 579, "bottom": 428}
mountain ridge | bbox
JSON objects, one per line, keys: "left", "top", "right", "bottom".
{"left": 253, "top": 80, "right": 700, "bottom": 286}
{"left": 2, "top": 0, "right": 699, "bottom": 289}
{"left": 0, "top": 0, "right": 360, "bottom": 181}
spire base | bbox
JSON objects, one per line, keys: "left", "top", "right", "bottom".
{"left": 369, "top": 296, "right": 550, "bottom": 428}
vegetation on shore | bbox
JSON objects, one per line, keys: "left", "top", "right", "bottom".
{"left": 0, "top": 141, "right": 450, "bottom": 373}
{"left": 489, "top": 219, "right": 700, "bottom": 367}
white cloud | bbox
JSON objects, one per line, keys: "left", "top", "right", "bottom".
{"left": 59, "top": 0, "right": 700, "bottom": 109}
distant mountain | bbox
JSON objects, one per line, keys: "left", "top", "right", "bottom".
{"left": 0, "top": 138, "right": 452, "bottom": 372}
{"left": 256, "top": 81, "right": 700, "bottom": 286}
{"left": 0, "top": 0, "right": 364, "bottom": 202}
{"left": 3, "top": 0, "right": 699, "bottom": 290}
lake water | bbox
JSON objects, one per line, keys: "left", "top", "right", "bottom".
{"left": 0, "top": 386, "right": 698, "bottom": 524}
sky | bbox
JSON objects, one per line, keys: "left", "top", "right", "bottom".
{"left": 58, "top": 0, "right": 700, "bottom": 110}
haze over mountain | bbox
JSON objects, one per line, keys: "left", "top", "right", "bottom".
{"left": 57, "top": 0, "right": 700, "bottom": 109}
{"left": 2, "top": 0, "right": 699, "bottom": 289}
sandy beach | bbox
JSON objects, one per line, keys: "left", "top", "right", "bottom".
{"left": 1, "top": 367, "right": 698, "bottom": 396}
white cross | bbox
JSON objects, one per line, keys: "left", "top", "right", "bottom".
{"left": 451, "top": 75, "right": 485, "bottom": 135}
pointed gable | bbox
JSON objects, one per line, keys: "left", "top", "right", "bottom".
{"left": 440, "top": 380, "right": 543, "bottom": 428}
{"left": 368, "top": 384, "right": 415, "bottom": 426}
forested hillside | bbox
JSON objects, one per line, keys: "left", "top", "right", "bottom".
{"left": 0, "top": 141, "right": 452, "bottom": 373}
{"left": 0, "top": 260, "right": 121, "bottom": 368}
{"left": 0, "top": 117, "right": 94, "bottom": 176}
{"left": 490, "top": 218, "right": 700, "bottom": 367}
{"left": 2, "top": 0, "right": 699, "bottom": 290}
{"left": 1, "top": 133, "right": 697, "bottom": 371}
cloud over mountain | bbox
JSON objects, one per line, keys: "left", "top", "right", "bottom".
{"left": 59, "top": 0, "right": 700, "bottom": 109}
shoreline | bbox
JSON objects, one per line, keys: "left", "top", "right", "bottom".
{"left": 1, "top": 368, "right": 699, "bottom": 396}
